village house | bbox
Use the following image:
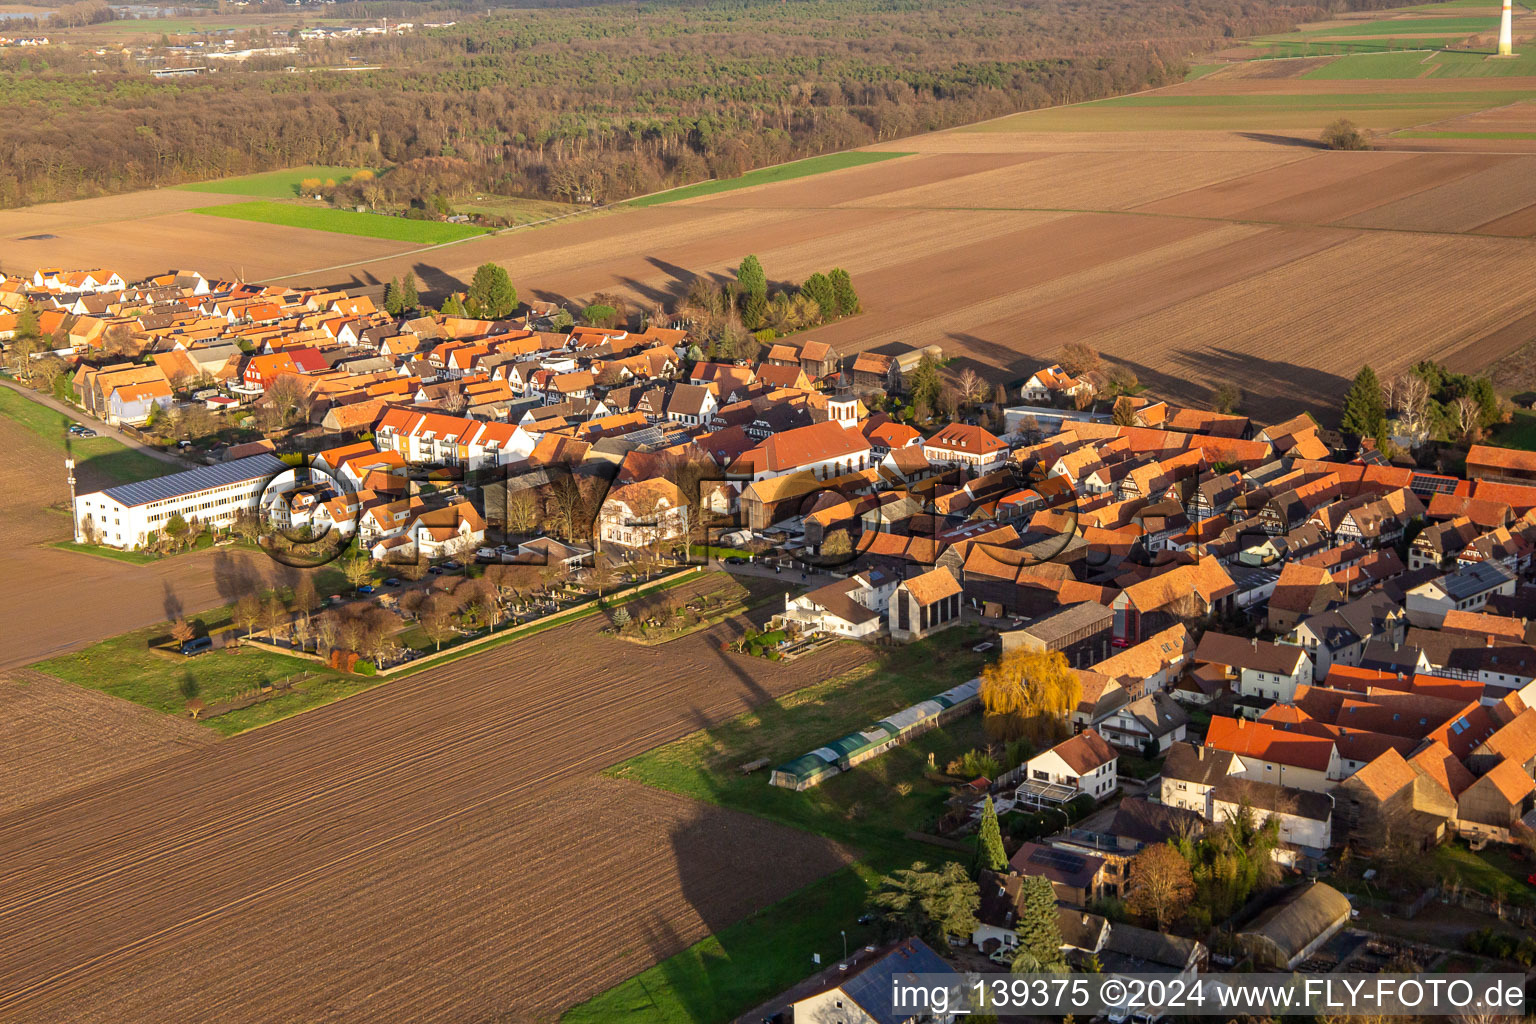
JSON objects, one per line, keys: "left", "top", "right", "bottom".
{"left": 596, "top": 478, "right": 690, "bottom": 550}
{"left": 1204, "top": 716, "right": 1341, "bottom": 792}
{"left": 782, "top": 569, "right": 898, "bottom": 639}
{"left": 1017, "top": 729, "right": 1118, "bottom": 807}
{"left": 1194, "top": 632, "right": 1314, "bottom": 705}
{"left": 921, "top": 423, "right": 1008, "bottom": 473}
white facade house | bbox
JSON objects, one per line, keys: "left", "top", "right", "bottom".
{"left": 1017, "top": 729, "right": 1119, "bottom": 807}
{"left": 782, "top": 570, "right": 898, "bottom": 639}
{"left": 74, "top": 454, "right": 288, "bottom": 549}
{"left": 597, "top": 479, "right": 689, "bottom": 550}
{"left": 1404, "top": 562, "right": 1518, "bottom": 627}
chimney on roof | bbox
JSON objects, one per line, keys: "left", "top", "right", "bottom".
{"left": 1488, "top": 635, "right": 1496, "bottom": 648}
{"left": 1197, "top": 745, "right": 1205, "bottom": 760}
{"left": 1251, "top": 637, "right": 1258, "bottom": 651}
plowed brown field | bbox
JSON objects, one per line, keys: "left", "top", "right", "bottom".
{"left": 0, "top": 670, "right": 216, "bottom": 815}
{"left": 9, "top": 64, "right": 1536, "bottom": 421}
{"left": 0, "top": 611, "right": 872, "bottom": 1023}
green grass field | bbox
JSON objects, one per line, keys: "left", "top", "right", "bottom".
{"left": 451, "top": 194, "right": 582, "bottom": 225}
{"left": 626, "top": 151, "right": 913, "bottom": 207}
{"left": 191, "top": 201, "right": 489, "bottom": 244}
{"left": 563, "top": 862, "right": 889, "bottom": 1024}
{"left": 1289, "top": 15, "right": 1504, "bottom": 37}
{"left": 1488, "top": 409, "right": 1536, "bottom": 450}
{"left": 1306, "top": 48, "right": 1536, "bottom": 77}
{"left": 1301, "top": 50, "right": 1441, "bottom": 77}
{"left": 178, "top": 166, "right": 372, "bottom": 198}
{"left": 35, "top": 617, "right": 336, "bottom": 729}
{"left": 0, "top": 386, "right": 166, "bottom": 485}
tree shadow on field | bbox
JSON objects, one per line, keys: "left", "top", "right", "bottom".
{"left": 618, "top": 274, "right": 683, "bottom": 308}
{"left": 942, "top": 331, "right": 1043, "bottom": 383}
{"left": 1111, "top": 348, "right": 1351, "bottom": 426}
{"left": 211, "top": 549, "right": 267, "bottom": 607}
{"left": 1236, "top": 132, "right": 1328, "bottom": 150}
{"left": 408, "top": 261, "right": 467, "bottom": 306}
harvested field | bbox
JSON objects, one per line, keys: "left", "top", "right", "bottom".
{"left": 826, "top": 149, "right": 1307, "bottom": 213}
{"left": 1337, "top": 155, "right": 1536, "bottom": 231}
{"left": 0, "top": 612, "right": 871, "bottom": 1023}
{"left": 1470, "top": 200, "right": 1536, "bottom": 235}
{"left": 0, "top": 207, "right": 417, "bottom": 283}
{"left": 0, "top": 670, "right": 216, "bottom": 815}
{"left": 0, "top": 401, "right": 276, "bottom": 671}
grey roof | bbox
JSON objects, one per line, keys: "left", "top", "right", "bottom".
{"left": 1109, "top": 797, "right": 1206, "bottom": 845}
{"left": 1437, "top": 560, "right": 1517, "bottom": 601}
{"left": 1161, "top": 741, "right": 1240, "bottom": 787}
{"left": 1009, "top": 842, "right": 1104, "bottom": 889}
{"left": 97, "top": 454, "right": 287, "bottom": 508}
{"left": 1213, "top": 776, "right": 1333, "bottom": 822}
{"left": 1119, "top": 692, "right": 1190, "bottom": 738}
{"left": 1238, "top": 881, "right": 1351, "bottom": 965}
{"left": 834, "top": 938, "right": 957, "bottom": 1024}
{"left": 1011, "top": 601, "right": 1113, "bottom": 645}
{"left": 1101, "top": 924, "right": 1202, "bottom": 972}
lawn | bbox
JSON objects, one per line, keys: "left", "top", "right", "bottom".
{"left": 1488, "top": 409, "right": 1536, "bottom": 450}
{"left": 1301, "top": 50, "right": 1442, "bottom": 78}
{"left": 0, "top": 386, "right": 166, "bottom": 485}
{"left": 36, "top": 617, "right": 330, "bottom": 725}
{"left": 563, "top": 860, "right": 891, "bottom": 1024}
{"left": 571, "top": 626, "right": 993, "bottom": 1024}
{"left": 1434, "top": 843, "right": 1536, "bottom": 906}
{"left": 1293, "top": 16, "right": 1503, "bottom": 37}
{"left": 450, "top": 194, "right": 583, "bottom": 226}
{"left": 178, "top": 165, "right": 373, "bottom": 198}
{"left": 1306, "top": 48, "right": 1536, "bottom": 77}
{"left": 625, "top": 151, "right": 913, "bottom": 207}
{"left": 191, "top": 201, "right": 489, "bottom": 244}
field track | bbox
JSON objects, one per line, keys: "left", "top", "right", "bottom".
{"left": 0, "top": 607, "right": 871, "bottom": 1023}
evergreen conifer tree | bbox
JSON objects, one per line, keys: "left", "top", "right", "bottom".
{"left": 1341, "top": 364, "right": 1385, "bottom": 438}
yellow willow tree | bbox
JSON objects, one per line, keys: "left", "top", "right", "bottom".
{"left": 979, "top": 648, "right": 1080, "bottom": 744}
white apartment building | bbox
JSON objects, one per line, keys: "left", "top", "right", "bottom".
{"left": 74, "top": 454, "right": 289, "bottom": 549}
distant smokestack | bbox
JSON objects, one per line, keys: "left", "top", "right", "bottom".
{"left": 1500, "top": 0, "right": 1514, "bottom": 56}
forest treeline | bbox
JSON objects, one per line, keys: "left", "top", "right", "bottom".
{"left": 0, "top": 0, "right": 1340, "bottom": 208}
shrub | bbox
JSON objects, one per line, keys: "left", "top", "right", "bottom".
{"left": 1321, "top": 118, "right": 1370, "bottom": 151}
{"left": 355, "top": 660, "right": 377, "bottom": 676}
{"left": 1064, "top": 794, "right": 1096, "bottom": 823}
{"left": 956, "top": 748, "right": 1001, "bottom": 779}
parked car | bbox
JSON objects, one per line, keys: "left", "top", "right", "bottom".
{"left": 724, "top": 556, "right": 747, "bottom": 565}
{"left": 428, "top": 565, "right": 445, "bottom": 575}
{"left": 442, "top": 560, "right": 463, "bottom": 570}
{"left": 77, "top": 428, "right": 96, "bottom": 438}
{"left": 176, "top": 440, "right": 194, "bottom": 450}
{"left": 383, "top": 578, "right": 402, "bottom": 587}
{"left": 357, "top": 584, "right": 376, "bottom": 594}
{"left": 179, "top": 636, "right": 213, "bottom": 656}
{"left": 67, "top": 424, "right": 84, "bottom": 435}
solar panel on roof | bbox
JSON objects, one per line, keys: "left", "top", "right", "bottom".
{"left": 1029, "top": 847, "right": 1087, "bottom": 874}
{"left": 97, "top": 454, "right": 288, "bottom": 508}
